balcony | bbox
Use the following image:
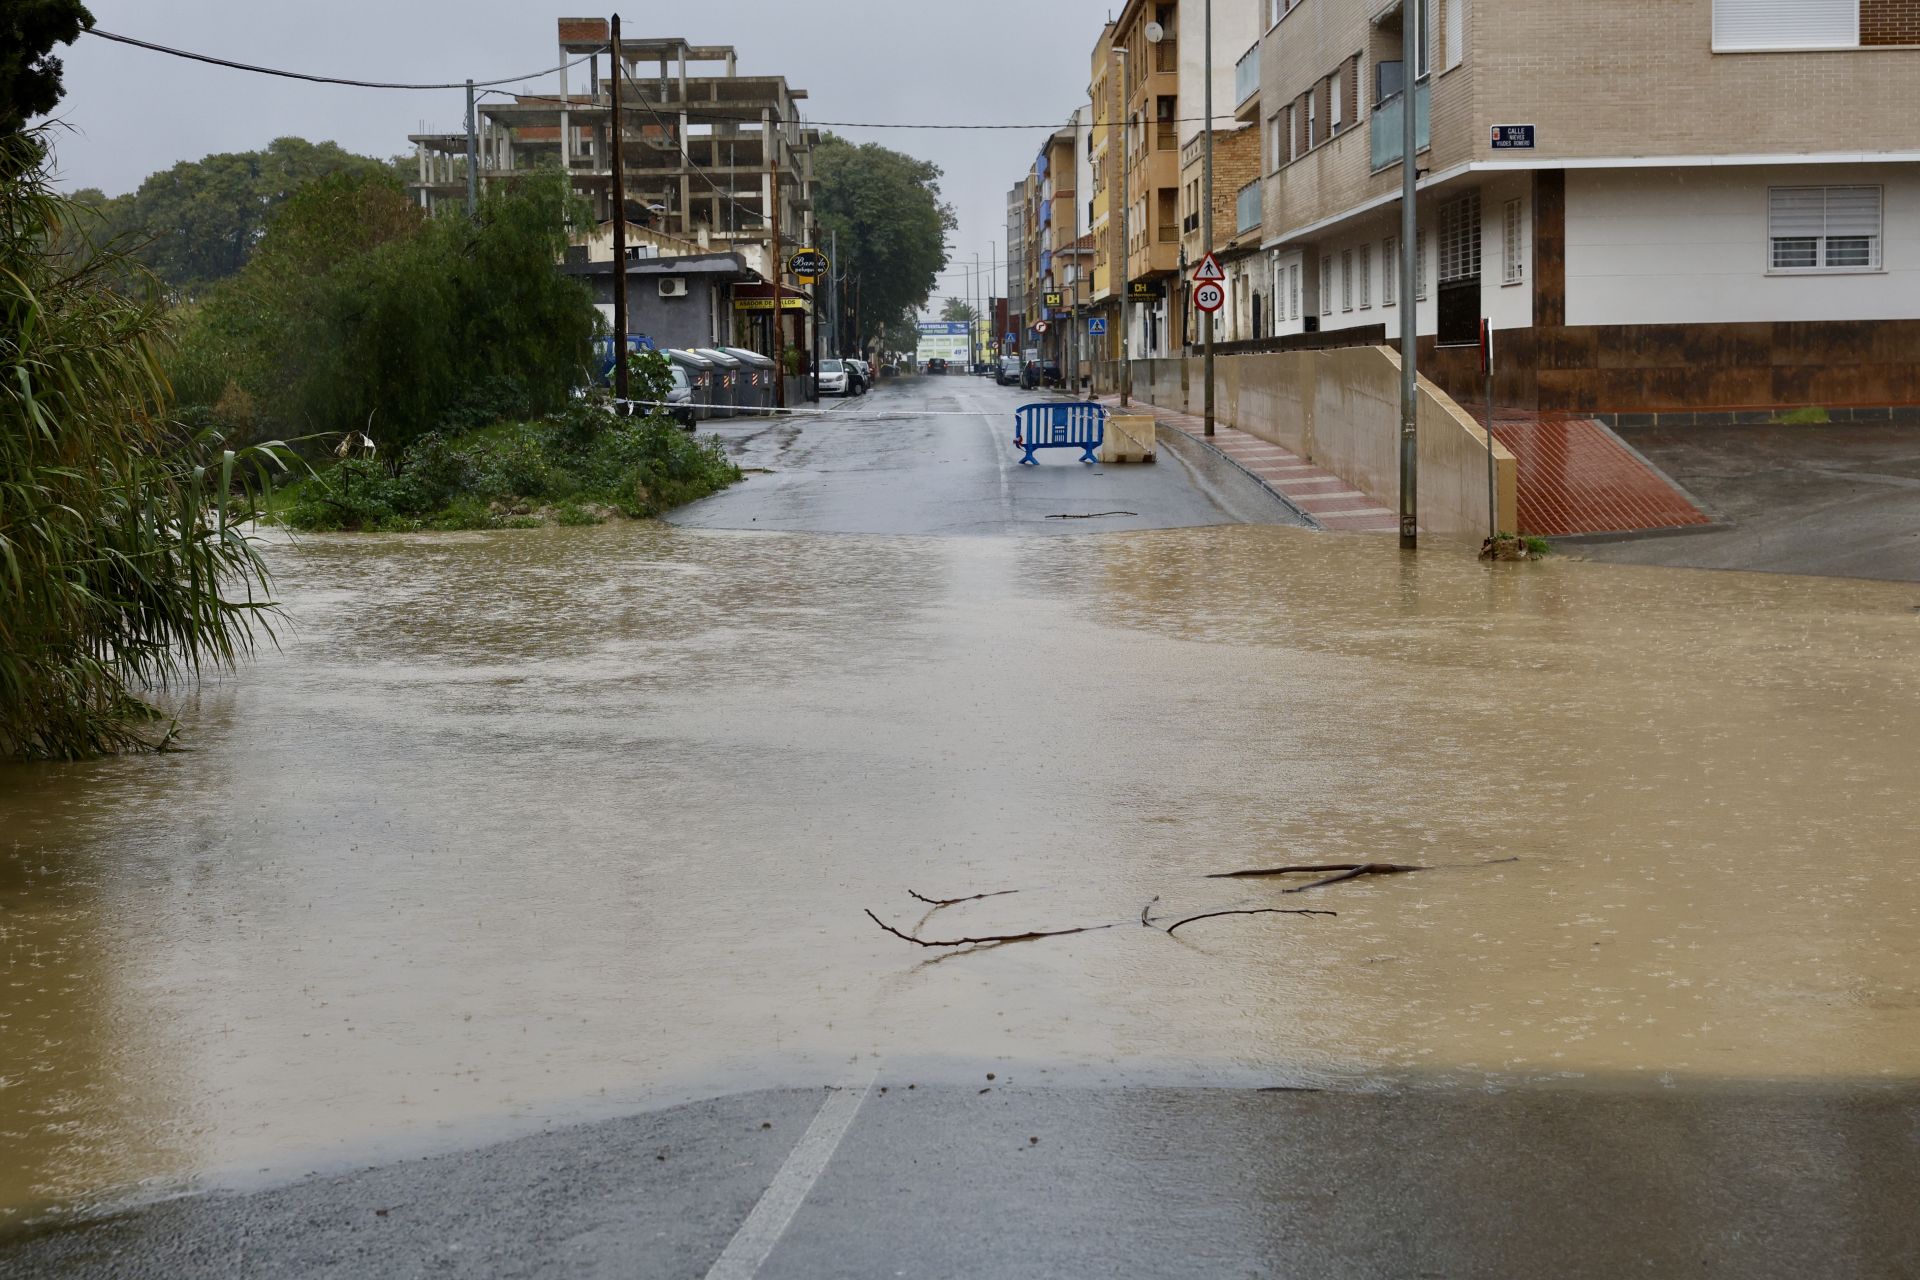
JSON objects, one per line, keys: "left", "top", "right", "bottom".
{"left": 1235, "top": 179, "right": 1262, "bottom": 235}
{"left": 1369, "top": 79, "right": 1430, "bottom": 173}
{"left": 1234, "top": 44, "right": 1260, "bottom": 111}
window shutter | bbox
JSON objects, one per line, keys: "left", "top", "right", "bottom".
{"left": 1445, "top": 0, "right": 1464, "bottom": 70}
{"left": 1768, "top": 187, "right": 1828, "bottom": 239}
{"left": 1713, "top": 0, "right": 1857, "bottom": 50}
{"left": 1345, "top": 54, "right": 1361, "bottom": 124}
{"left": 1825, "top": 186, "right": 1882, "bottom": 239}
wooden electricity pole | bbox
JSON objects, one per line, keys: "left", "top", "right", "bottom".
{"left": 609, "top": 13, "right": 629, "bottom": 408}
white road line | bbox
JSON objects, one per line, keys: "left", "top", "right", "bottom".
{"left": 702, "top": 1074, "right": 876, "bottom": 1280}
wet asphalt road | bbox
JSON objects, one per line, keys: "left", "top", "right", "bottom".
{"left": 6, "top": 1083, "right": 1916, "bottom": 1278}
{"left": 6, "top": 377, "right": 1918, "bottom": 1277}
{"left": 668, "top": 372, "right": 1307, "bottom": 535}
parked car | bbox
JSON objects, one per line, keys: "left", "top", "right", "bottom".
{"left": 997, "top": 355, "right": 1021, "bottom": 386}
{"left": 846, "top": 359, "right": 872, "bottom": 394}
{"left": 926, "top": 358, "right": 949, "bottom": 375}
{"left": 665, "top": 363, "right": 696, "bottom": 426}
{"left": 819, "top": 358, "right": 852, "bottom": 396}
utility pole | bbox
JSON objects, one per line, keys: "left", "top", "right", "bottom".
{"left": 607, "top": 20, "right": 628, "bottom": 407}
{"left": 1398, "top": 0, "right": 1421, "bottom": 550}
{"left": 464, "top": 79, "right": 479, "bottom": 217}
{"left": 830, "top": 226, "right": 839, "bottom": 358}
{"left": 771, "top": 144, "right": 785, "bottom": 410}
{"left": 1202, "top": 0, "right": 1216, "bottom": 436}
{"left": 974, "top": 251, "right": 982, "bottom": 371}
{"left": 1117, "top": 45, "right": 1131, "bottom": 409}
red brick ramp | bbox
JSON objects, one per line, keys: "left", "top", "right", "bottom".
{"left": 1486, "top": 414, "right": 1710, "bottom": 537}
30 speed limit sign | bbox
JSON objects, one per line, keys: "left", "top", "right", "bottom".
{"left": 1193, "top": 280, "right": 1226, "bottom": 313}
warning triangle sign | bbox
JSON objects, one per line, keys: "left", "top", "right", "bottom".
{"left": 1193, "top": 252, "right": 1225, "bottom": 282}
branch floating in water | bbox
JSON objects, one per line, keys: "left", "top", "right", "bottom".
{"left": 908, "top": 887, "right": 1021, "bottom": 908}
{"left": 864, "top": 909, "right": 1118, "bottom": 949}
{"left": 1165, "top": 907, "right": 1337, "bottom": 936}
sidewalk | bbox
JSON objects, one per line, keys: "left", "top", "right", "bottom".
{"left": 1092, "top": 396, "right": 1399, "bottom": 533}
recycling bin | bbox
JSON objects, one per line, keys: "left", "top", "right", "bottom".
{"left": 664, "top": 349, "right": 717, "bottom": 421}
{"left": 720, "top": 347, "right": 777, "bottom": 414}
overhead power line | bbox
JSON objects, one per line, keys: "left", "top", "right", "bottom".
{"left": 85, "top": 27, "right": 597, "bottom": 91}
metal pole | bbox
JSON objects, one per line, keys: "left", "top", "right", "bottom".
{"left": 1118, "top": 47, "right": 1131, "bottom": 409}
{"left": 1398, "top": 1, "right": 1420, "bottom": 550}
{"left": 772, "top": 145, "right": 785, "bottom": 410}
{"left": 1202, "top": 0, "right": 1215, "bottom": 436}
{"left": 829, "top": 227, "right": 838, "bottom": 358}
{"left": 464, "top": 78, "right": 478, "bottom": 217}
{"left": 1485, "top": 322, "right": 1497, "bottom": 541}
{"left": 607, "top": 22, "right": 628, "bottom": 407}
{"left": 974, "top": 251, "right": 982, "bottom": 371}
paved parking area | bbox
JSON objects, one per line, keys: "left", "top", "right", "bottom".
{"left": 1578, "top": 421, "right": 1920, "bottom": 581}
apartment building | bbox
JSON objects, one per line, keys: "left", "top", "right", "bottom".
{"left": 409, "top": 20, "right": 818, "bottom": 362}
{"left": 1240, "top": 0, "right": 1920, "bottom": 413}
{"left": 1006, "top": 180, "right": 1028, "bottom": 332}
{"left": 1086, "top": 22, "right": 1123, "bottom": 361}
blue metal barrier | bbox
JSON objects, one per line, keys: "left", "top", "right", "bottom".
{"left": 1013, "top": 402, "right": 1106, "bottom": 465}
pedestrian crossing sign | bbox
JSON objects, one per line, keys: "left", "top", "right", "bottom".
{"left": 1087, "top": 316, "right": 1108, "bottom": 335}
{"left": 1193, "top": 252, "right": 1225, "bottom": 282}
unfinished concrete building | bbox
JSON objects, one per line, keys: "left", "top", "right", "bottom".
{"left": 410, "top": 20, "right": 815, "bottom": 245}
{"left": 408, "top": 19, "right": 819, "bottom": 359}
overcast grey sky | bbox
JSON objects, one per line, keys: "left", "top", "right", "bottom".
{"left": 48, "top": 0, "right": 1119, "bottom": 303}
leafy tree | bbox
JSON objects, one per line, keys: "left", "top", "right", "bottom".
{"left": 812, "top": 133, "right": 955, "bottom": 352}
{"left": 940, "top": 297, "right": 978, "bottom": 322}
{"left": 1, "top": 0, "right": 92, "bottom": 134}
{"left": 116, "top": 137, "right": 395, "bottom": 291}
{"left": 1, "top": 129, "right": 287, "bottom": 758}
{"left": 172, "top": 169, "right": 598, "bottom": 451}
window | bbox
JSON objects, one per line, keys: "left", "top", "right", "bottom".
{"left": 1331, "top": 70, "right": 1344, "bottom": 134}
{"left": 1359, "top": 243, "right": 1372, "bottom": 308}
{"left": 1445, "top": 0, "right": 1464, "bottom": 70}
{"left": 1438, "top": 191, "right": 1481, "bottom": 283}
{"left": 1502, "top": 199, "right": 1524, "bottom": 285}
{"left": 1341, "top": 249, "right": 1354, "bottom": 311}
{"left": 1306, "top": 87, "right": 1318, "bottom": 148}
{"left": 1416, "top": 0, "right": 1436, "bottom": 78}
{"left": 1382, "top": 236, "right": 1397, "bottom": 305}
{"left": 1321, "top": 255, "right": 1333, "bottom": 315}
{"left": 1769, "top": 186, "right": 1882, "bottom": 271}
{"left": 1290, "top": 263, "right": 1301, "bottom": 321}
{"left": 1267, "top": 112, "right": 1284, "bottom": 171}
{"left": 1415, "top": 229, "right": 1428, "bottom": 300}
{"left": 1714, "top": 0, "right": 1858, "bottom": 51}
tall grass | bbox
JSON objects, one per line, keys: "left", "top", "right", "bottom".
{"left": 0, "top": 130, "right": 288, "bottom": 759}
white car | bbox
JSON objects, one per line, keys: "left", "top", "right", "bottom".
{"left": 818, "top": 359, "right": 852, "bottom": 396}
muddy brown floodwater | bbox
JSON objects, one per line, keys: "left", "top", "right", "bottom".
{"left": 2, "top": 523, "right": 1918, "bottom": 1224}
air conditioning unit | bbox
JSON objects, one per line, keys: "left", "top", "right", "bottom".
{"left": 658, "top": 277, "right": 688, "bottom": 298}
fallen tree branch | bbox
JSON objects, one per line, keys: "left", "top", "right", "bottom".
{"left": 1207, "top": 862, "right": 1428, "bottom": 892}
{"left": 1140, "top": 895, "right": 1160, "bottom": 927}
{"left": 908, "top": 887, "right": 1020, "bottom": 908}
{"left": 1046, "top": 511, "right": 1138, "bottom": 519}
{"left": 1165, "top": 907, "right": 1337, "bottom": 936}
{"left": 865, "top": 909, "right": 1118, "bottom": 949}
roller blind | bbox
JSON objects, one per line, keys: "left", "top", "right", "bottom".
{"left": 1445, "top": 0, "right": 1464, "bottom": 71}
{"left": 1714, "top": 0, "right": 1858, "bottom": 51}
{"left": 1769, "top": 186, "right": 1881, "bottom": 270}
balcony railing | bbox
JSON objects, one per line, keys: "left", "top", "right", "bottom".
{"left": 1234, "top": 44, "right": 1260, "bottom": 108}
{"left": 1369, "top": 80, "right": 1431, "bottom": 173}
{"left": 1235, "top": 179, "right": 1262, "bottom": 235}
{"left": 1156, "top": 121, "right": 1178, "bottom": 151}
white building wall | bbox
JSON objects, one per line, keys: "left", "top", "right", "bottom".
{"left": 1565, "top": 163, "right": 1920, "bottom": 327}
{"left": 1178, "top": 0, "right": 1263, "bottom": 150}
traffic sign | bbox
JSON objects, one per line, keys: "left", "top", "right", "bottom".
{"left": 1193, "top": 280, "right": 1226, "bottom": 313}
{"left": 1034, "top": 320, "right": 1050, "bottom": 334}
{"left": 1087, "top": 316, "right": 1108, "bottom": 335}
{"left": 1004, "top": 331, "right": 1017, "bottom": 346}
{"left": 789, "top": 249, "right": 828, "bottom": 282}
{"left": 1192, "top": 252, "right": 1225, "bottom": 282}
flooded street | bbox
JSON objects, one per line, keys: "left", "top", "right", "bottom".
{"left": 5, "top": 463, "right": 1919, "bottom": 1227}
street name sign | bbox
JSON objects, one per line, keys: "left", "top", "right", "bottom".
{"left": 789, "top": 249, "right": 828, "bottom": 282}
{"left": 1193, "top": 280, "right": 1226, "bottom": 313}
{"left": 1489, "top": 125, "right": 1535, "bottom": 150}
{"left": 1192, "top": 252, "right": 1225, "bottom": 282}
{"left": 1087, "top": 316, "right": 1108, "bottom": 335}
